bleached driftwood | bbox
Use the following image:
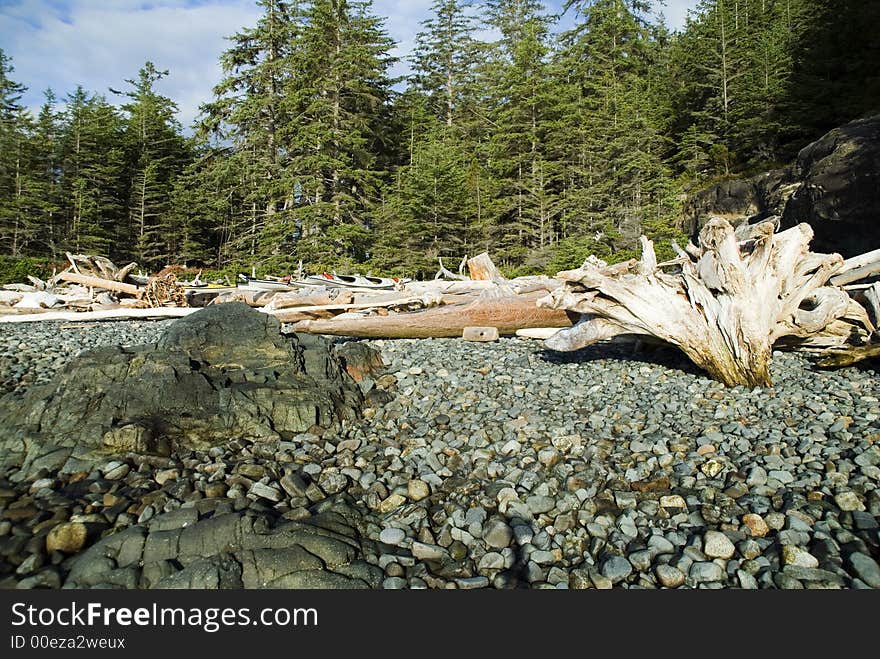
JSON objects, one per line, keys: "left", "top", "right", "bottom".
{"left": 57, "top": 272, "right": 142, "bottom": 297}
{"left": 264, "top": 294, "right": 442, "bottom": 323}
{"left": 539, "top": 218, "right": 872, "bottom": 387}
{"left": 467, "top": 252, "right": 504, "bottom": 281}
{"left": 0, "top": 307, "right": 197, "bottom": 323}
{"left": 435, "top": 256, "right": 469, "bottom": 281}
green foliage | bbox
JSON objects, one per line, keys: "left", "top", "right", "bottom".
{"left": 0, "top": 255, "right": 58, "bottom": 285}
{"left": 0, "top": 1, "right": 874, "bottom": 279}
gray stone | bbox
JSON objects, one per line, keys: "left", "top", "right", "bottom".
{"left": 655, "top": 565, "right": 685, "bottom": 588}
{"left": 383, "top": 577, "right": 408, "bottom": 589}
{"left": 379, "top": 528, "right": 406, "bottom": 546}
{"left": 601, "top": 556, "right": 633, "bottom": 584}
{"left": 411, "top": 542, "right": 447, "bottom": 561}
{"left": 628, "top": 550, "right": 654, "bottom": 572}
{"left": 648, "top": 535, "right": 675, "bottom": 555}
{"left": 477, "top": 552, "right": 505, "bottom": 571}
{"left": 737, "top": 570, "right": 758, "bottom": 589}
{"left": 847, "top": 553, "right": 880, "bottom": 588}
{"left": 249, "top": 482, "right": 282, "bottom": 502}
{"left": 526, "top": 495, "right": 556, "bottom": 515}
{"left": 782, "top": 546, "right": 819, "bottom": 568}
{"left": 835, "top": 491, "right": 865, "bottom": 512}
{"left": 689, "top": 562, "right": 724, "bottom": 583}
{"left": 482, "top": 519, "right": 513, "bottom": 549}
{"left": 455, "top": 576, "right": 489, "bottom": 589}
{"left": 530, "top": 550, "right": 557, "bottom": 565}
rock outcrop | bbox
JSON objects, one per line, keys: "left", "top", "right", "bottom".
{"left": 63, "top": 502, "right": 382, "bottom": 589}
{"left": 0, "top": 303, "right": 366, "bottom": 479}
{"left": 682, "top": 113, "right": 880, "bottom": 257}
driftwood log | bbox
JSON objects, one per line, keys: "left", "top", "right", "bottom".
{"left": 57, "top": 272, "right": 142, "bottom": 297}
{"left": 291, "top": 294, "right": 573, "bottom": 338}
{"left": 539, "top": 218, "right": 873, "bottom": 387}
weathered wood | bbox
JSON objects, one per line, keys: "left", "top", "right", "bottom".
{"left": 836, "top": 248, "right": 880, "bottom": 275}
{"left": 0, "top": 307, "right": 197, "bottom": 323}
{"left": 291, "top": 294, "right": 572, "bottom": 338}
{"left": 816, "top": 343, "right": 880, "bottom": 368}
{"left": 829, "top": 259, "right": 880, "bottom": 287}
{"left": 515, "top": 327, "right": 564, "bottom": 340}
{"left": 540, "top": 219, "right": 866, "bottom": 387}
{"left": 462, "top": 326, "right": 500, "bottom": 342}
{"left": 467, "top": 252, "right": 504, "bottom": 281}
{"left": 57, "top": 272, "right": 142, "bottom": 297}
{"left": 265, "top": 289, "right": 355, "bottom": 310}
{"left": 435, "top": 256, "right": 469, "bottom": 281}
{"left": 208, "top": 289, "right": 278, "bottom": 308}
{"left": 115, "top": 261, "right": 139, "bottom": 283}
{"left": 265, "top": 295, "right": 439, "bottom": 323}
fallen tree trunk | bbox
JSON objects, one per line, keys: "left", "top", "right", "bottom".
{"left": 265, "top": 295, "right": 440, "bottom": 323}
{"left": 539, "top": 219, "right": 871, "bottom": 387}
{"left": 290, "top": 294, "right": 573, "bottom": 338}
{"left": 57, "top": 272, "right": 142, "bottom": 297}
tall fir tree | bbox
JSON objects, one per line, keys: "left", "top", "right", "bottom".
{"left": 114, "top": 62, "right": 190, "bottom": 267}
{"left": 281, "top": 0, "right": 397, "bottom": 270}
{"left": 59, "top": 87, "right": 127, "bottom": 257}
{"left": 0, "top": 49, "right": 31, "bottom": 255}
{"left": 481, "top": 0, "right": 557, "bottom": 269}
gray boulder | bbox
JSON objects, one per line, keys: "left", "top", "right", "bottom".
{"left": 682, "top": 113, "right": 880, "bottom": 258}
{"left": 0, "top": 303, "right": 365, "bottom": 479}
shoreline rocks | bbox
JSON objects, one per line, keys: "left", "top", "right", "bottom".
{"left": 1, "top": 319, "right": 879, "bottom": 589}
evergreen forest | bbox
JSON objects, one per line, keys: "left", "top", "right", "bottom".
{"left": 1, "top": 0, "right": 878, "bottom": 279}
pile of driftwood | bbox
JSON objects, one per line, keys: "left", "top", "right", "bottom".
{"left": 0, "top": 252, "right": 573, "bottom": 339}
{"left": 4, "top": 223, "right": 879, "bottom": 388}
{"left": 0, "top": 253, "right": 193, "bottom": 321}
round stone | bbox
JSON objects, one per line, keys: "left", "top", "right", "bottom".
{"left": 46, "top": 522, "right": 88, "bottom": 554}
{"left": 379, "top": 528, "right": 406, "bottom": 546}
{"left": 703, "top": 530, "right": 736, "bottom": 559}
{"left": 742, "top": 514, "right": 770, "bottom": 538}
{"left": 407, "top": 479, "right": 430, "bottom": 502}
{"left": 782, "top": 546, "right": 819, "bottom": 568}
{"left": 601, "top": 556, "right": 633, "bottom": 584}
{"left": 655, "top": 564, "right": 685, "bottom": 588}
{"left": 834, "top": 491, "right": 865, "bottom": 512}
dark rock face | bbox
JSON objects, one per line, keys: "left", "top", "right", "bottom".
{"left": 63, "top": 503, "right": 382, "bottom": 589}
{"left": 0, "top": 303, "right": 364, "bottom": 478}
{"left": 682, "top": 114, "right": 880, "bottom": 257}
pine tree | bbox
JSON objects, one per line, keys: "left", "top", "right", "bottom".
{"left": 550, "top": 0, "right": 678, "bottom": 265}
{"left": 114, "top": 62, "right": 190, "bottom": 268}
{"left": 481, "top": 0, "right": 557, "bottom": 270}
{"left": 198, "top": 0, "right": 297, "bottom": 268}
{"left": 282, "top": 0, "right": 397, "bottom": 270}
{"left": 29, "top": 90, "right": 64, "bottom": 256}
{"left": 0, "top": 49, "right": 31, "bottom": 255}
{"left": 59, "top": 87, "right": 127, "bottom": 257}
{"left": 410, "top": 0, "right": 479, "bottom": 130}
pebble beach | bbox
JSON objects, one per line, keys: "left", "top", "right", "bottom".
{"left": 1, "top": 319, "right": 879, "bottom": 589}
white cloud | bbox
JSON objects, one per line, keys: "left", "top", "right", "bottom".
{"left": 1, "top": 0, "right": 261, "bottom": 129}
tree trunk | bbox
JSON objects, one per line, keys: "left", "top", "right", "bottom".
{"left": 291, "top": 294, "right": 573, "bottom": 339}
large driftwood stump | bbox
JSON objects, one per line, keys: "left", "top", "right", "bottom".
{"left": 538, "top": 218, "right": 873, "bottom": 387}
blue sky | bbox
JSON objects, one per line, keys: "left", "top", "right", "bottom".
{"left": 0, "top": 0, "right": 698, "bottom": 130}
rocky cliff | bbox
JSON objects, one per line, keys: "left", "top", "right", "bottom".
{"left": 682, "top": 114, "right": 880, "bottom": 257}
